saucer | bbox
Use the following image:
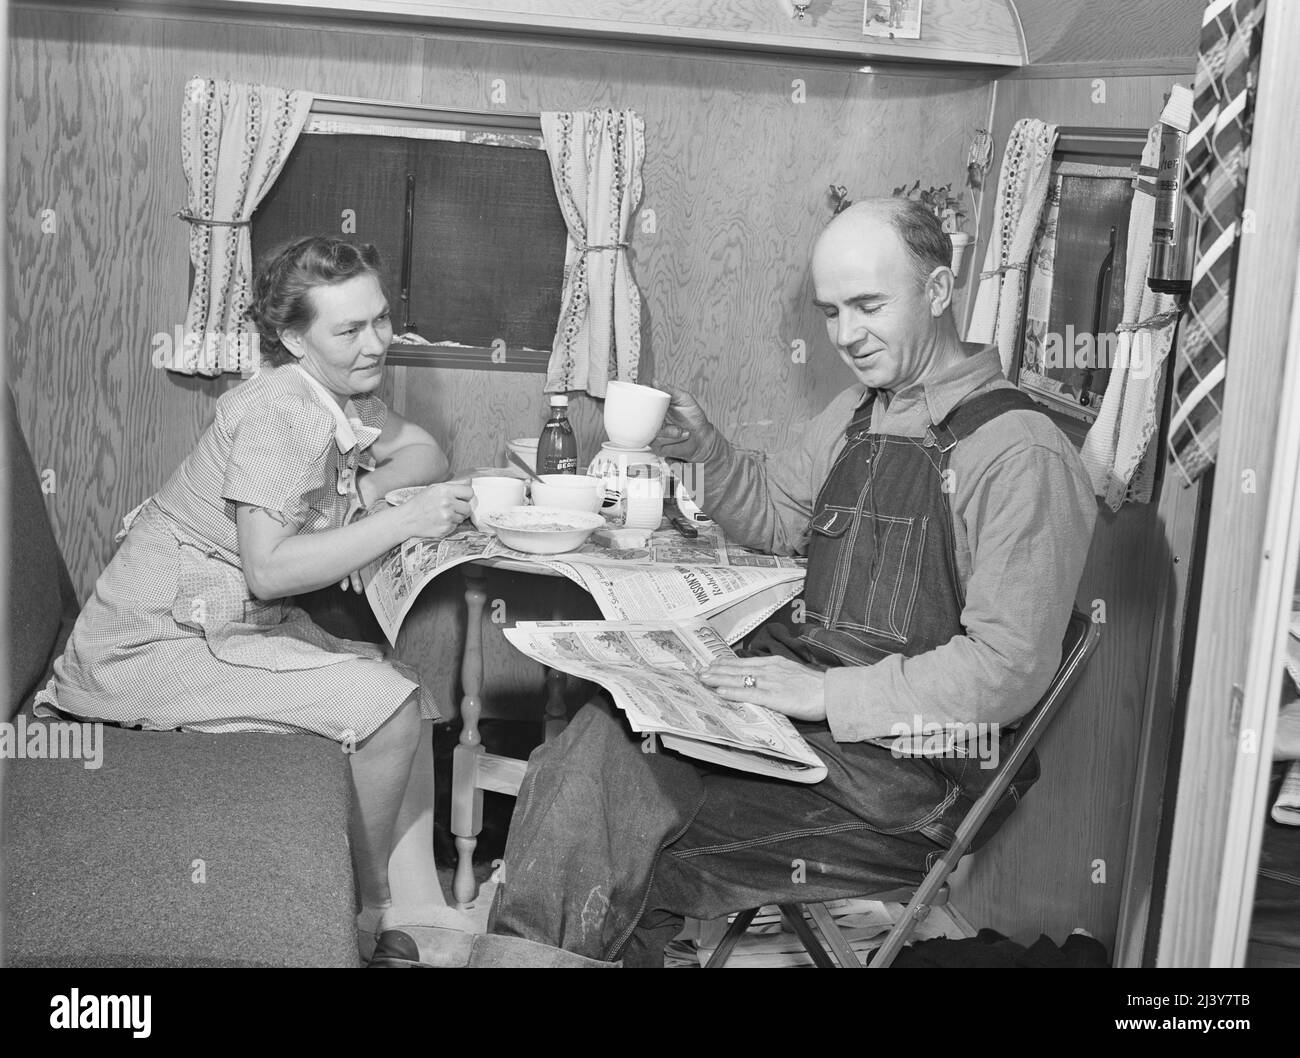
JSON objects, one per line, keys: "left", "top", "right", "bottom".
{"left": 385, "top": 486, "right": 426, "bottom": 506}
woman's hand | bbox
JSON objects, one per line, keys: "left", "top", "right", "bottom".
{"left": 698, "top": 656, "right": 827, "bottom": 722}
{"left": 401, "top": 479, "right": 474, "bottom": 540}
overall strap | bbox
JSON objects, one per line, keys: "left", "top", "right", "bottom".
{"left": 926, "top": 388, "right": 1046, "bottom": 451}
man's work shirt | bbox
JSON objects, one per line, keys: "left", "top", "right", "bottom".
{"left": 696, "top": 346, "right": 1098, "bottom": 741}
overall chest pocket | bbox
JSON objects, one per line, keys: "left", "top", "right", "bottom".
{"left": 806, "top": 503, "right": 927, "bottom": 644}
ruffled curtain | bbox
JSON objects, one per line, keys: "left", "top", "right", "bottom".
{"left": 1079, "top": 126, "right": 1182, "bottom": 510}
{"left": 967, "top": 119, "right": 1059, "bottom": 377}
{"left": 540, "top": 110, "right": 645, "bottom": 397}
{"left": 173, "top": 77, "right": 313, "bottom": 376}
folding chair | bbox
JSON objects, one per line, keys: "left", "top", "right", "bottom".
{"left": 704, "top": 608, "right": 1101, "bottom": 968}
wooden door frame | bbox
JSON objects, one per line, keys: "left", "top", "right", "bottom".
{"left": 1210, "top": 251, "right": 1300, "bottom": 964}
{"left": 1156, "top": 0, "right": 1300, "bottom": 967}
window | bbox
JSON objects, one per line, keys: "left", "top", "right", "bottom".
{"left": 251, "top": 101, "right": 568, "bottom": 372}
{"left": 1015, "top": 128, "right": 1150, "bottom": 431}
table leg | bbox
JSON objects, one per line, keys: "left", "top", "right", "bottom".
{"left": 544, "top": 667, "right": 568, "bottom": 743}
{"left": 543, "top": 596, "right": 568, "bottom": 742}
{"left": 451, "top": 565, "right": 488, "bottom": 907}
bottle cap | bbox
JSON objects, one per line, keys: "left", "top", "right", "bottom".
{"left": 549, "top": 394, "right": 569, "bottom": 407}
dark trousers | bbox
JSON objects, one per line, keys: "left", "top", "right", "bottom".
{"left": 490, "top": 698, "right": 963, "bottom": 966}
{"left": 624, "top": 756, "right": 944, "bottom": 967}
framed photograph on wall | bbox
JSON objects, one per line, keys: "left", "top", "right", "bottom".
{"left": 863, "top": 0, "right": 923, "bottom": 39}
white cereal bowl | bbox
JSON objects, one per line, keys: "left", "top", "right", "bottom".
{"left": 485, "top": 506, "right": 604, "bottom": 555}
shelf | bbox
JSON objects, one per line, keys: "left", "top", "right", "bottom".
{"left": 113, "top": 0, "right": 1026, "bottom": 68}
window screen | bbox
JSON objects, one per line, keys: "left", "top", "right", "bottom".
{"left": 251, "top": 131, "right": 567, "bottom": 368}
{"left": 252, "top": 134, "right": 410, "bottom": 309}
{"left": 408, "top": 140, "right": 567, "bottom": 350}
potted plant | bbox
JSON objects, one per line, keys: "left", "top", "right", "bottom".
{"left": 892, "top": 180, "right": 974, "bottom": 273}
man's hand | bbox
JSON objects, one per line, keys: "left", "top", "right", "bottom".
{"left": 698, "top": 656, "right": 827, "bottom": 723}
{"left": 652, "top": 385, "right": 719, "bottom": 462}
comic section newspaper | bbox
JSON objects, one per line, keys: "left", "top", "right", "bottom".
{"left": 502, "top": 620, "right": 827, "bottom": 782}
{"left": 363, "top": 525, "right": 805, "bottom": 647}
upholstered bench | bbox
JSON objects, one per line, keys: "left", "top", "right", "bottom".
{"left": 2, "top": 390, "right": 359, "bottom": 967}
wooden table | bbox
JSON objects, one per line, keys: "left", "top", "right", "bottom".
{"left": 450, "top": 558, "right": 581, "bottom": 906}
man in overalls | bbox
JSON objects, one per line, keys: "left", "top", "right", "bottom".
{"left": 488, "top": 197, "right": 1098, "bottom": 966}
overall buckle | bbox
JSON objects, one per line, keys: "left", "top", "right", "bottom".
{"left": 926, "top": 425, "right": 958, "bottom": 453}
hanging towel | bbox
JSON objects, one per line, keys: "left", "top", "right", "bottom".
{"left": 968, "top": 119, "right": 1059, "bottom": 378}
{"left": 1168, "top": 0, "right": 1267, "bottom": 483}
{"left": 1079, "top": 118, "right": 1184, "bottom": 510}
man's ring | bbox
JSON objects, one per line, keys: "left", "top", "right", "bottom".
{"left": 742, "top": 675, "right": 758, "bottom": 689}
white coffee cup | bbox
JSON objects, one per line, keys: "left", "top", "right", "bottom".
{"left": 471, "top": 475, "right": 527, "bottom": 532}
{"left": 530, "top": 474, "right": 605, "bottom": 514}
{"left": 603, "top": 381, "right": 671, "bottom": 449}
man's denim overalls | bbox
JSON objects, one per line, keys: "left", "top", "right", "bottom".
{"left": 491, "top": 388, "right": 1047, "bottom": 963}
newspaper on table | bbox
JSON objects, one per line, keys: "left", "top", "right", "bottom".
{"left": 502, "top": 619, "right": 827, "bottom": 783}
{"left": 363, "top": 528, "right": 500, "bottom": 643}
{"left": 363, "top": 521, "right": 806, "bottom": 647}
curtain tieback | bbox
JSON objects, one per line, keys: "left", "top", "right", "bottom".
{"left": 979, "top": 261, "right": 1028, "bottom": 279}
{"left": 175, "top": 210, "right": 251, "bottom": 228}
{"left": 576, "top": 242, "right": 628, "bottom": 252}
{"left": 1117, "top": 310, "right": 1182, "bottom": 333}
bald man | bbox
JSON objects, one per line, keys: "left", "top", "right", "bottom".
{"left": 489, "top": 198, "right": 1097, "bottom": 966}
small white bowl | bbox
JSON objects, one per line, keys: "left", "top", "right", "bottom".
{"left": 485, "top": 506, "right": 604, "bottom": 555}
{"left": 530, "top": 474, "right": 605, "bottom": 513}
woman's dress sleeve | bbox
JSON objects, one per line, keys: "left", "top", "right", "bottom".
{"left": 221, "top": 394, "right": 336, "bottom": 526}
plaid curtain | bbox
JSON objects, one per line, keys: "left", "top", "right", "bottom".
{"left": 1167, "top": 0, "right": 1267, "bottom": 483}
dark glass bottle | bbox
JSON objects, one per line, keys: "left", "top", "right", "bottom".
{"left": 538, "top": 394, "right": 578, "bottom": 475}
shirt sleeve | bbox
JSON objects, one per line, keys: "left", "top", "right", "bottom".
{"left": 823, "top": 437, "right": 1098, "bottom": 740}
{"left": 696, "top": 388, "right": 859, "bottom": 555}
{"left": 350, "top": 392, "right": 389, "bottom": 437}
{"left": 222, "top": 394, "right": 337, "bottom": 526}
